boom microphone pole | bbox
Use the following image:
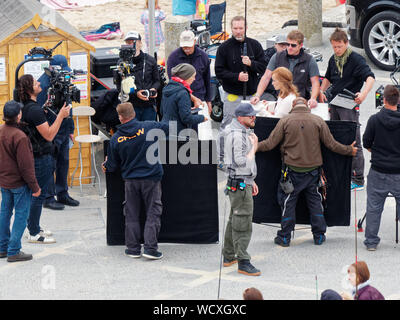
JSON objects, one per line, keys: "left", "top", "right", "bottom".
{"left": 242, "top": 0, "right": 248, "bottom": 100}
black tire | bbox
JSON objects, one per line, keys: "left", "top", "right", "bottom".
{"left": 210, "top": 99, "right": 223, "bottom": 122}
{"left": 362, "top": 10, "right": 400, "bottom": 71}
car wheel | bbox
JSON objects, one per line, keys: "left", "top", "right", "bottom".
{"left": 210, "top": 100, "right": 223, "bottom": 122}
{"left": 362, "top": 10, "right": 400, "bottom": 71}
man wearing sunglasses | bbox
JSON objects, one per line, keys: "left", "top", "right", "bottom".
{"left": 251, "top": 30, "right": 320, "bottom": 109}
{"left": 221, "top": 103, "right": 261, "bottom": 276}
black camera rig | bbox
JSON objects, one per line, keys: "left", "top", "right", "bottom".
{"left": 375, "top": 56, "right": 400, "bottom": 109}
{"left": 113, "top": 43, "right": 137, "bottom": 102}
{"left": 13, "top": 41, "right": 63, "bottom": 102}
{"left": 43, "top": 66, "right": 82, "bottom": 114}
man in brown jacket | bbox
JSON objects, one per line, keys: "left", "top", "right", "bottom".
{"left": 0, "top": 101, "right": 40, "bottom": 262}
{"left": 257, "top": 97, "right": 357, "bottom": 246}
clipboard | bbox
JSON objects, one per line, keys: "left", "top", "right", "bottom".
{"left": 330, "top": 93, "right": 357, "bottom": 110}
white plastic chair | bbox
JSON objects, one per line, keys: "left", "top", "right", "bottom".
{"left": 70, "top": 106, "right": 102, "bottom": 195}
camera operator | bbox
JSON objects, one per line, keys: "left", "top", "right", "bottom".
{"left": 123, "top": 31, "right": 160, "bottom": 121}
{"left": 37, "top": 55, "right": 80, "bottom": 210}
{"left": 17, "top": 74, "right": 70, "bottom": 244}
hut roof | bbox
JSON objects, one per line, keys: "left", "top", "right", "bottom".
{"left": 0, "top": 0, "right": 94, "bottom": 50}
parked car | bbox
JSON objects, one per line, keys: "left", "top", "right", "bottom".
{"left": 346, "top": 0, "right": 400, "bottom": 71}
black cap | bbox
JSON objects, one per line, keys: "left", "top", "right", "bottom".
{"left": 320, "top": 289, "right": 343, "bottom": 300}
{"left": 235, "top": 102, "right": 257, "bottom": 117}
{"left": 3, "top": 100, "right": 22, "bottom": 119}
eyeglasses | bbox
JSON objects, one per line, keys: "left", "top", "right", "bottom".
{"left": 288, "top": 43, "right": 298, "bottom": 48}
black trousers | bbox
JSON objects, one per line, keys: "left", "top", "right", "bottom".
{"left": 329, "top": 105, "right": 364, "bottom": 185}
{"left": 124, "top": 179, "right": 163, "bottom": 252}
{"left": 276, "top": 168, "right": 327, "bottom": 242}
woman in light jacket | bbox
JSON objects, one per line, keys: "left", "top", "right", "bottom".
{"left": 262, "top": 67, "right": 298, "bottom": 118}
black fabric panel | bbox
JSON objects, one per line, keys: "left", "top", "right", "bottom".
{"left": 253, "top": 117, "right": 356, "bottom": 227}
{"left": 106, "top": 140, "right": 219, "bottom": 245}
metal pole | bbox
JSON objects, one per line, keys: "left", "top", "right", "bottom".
{"left": 149, "top": 0, "right": 156, "bottom": 58}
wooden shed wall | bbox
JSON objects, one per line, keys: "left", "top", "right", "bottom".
{"left": 0, "top": 35, "right": 95, "bottom": 186}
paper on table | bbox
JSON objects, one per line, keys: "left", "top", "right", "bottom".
{"left": 198, "top": 102, "right": 214, "bottom": 140}
{"left": 311, "top": 103, "right": 330, "bottom": 120}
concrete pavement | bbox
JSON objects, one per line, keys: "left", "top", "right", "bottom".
{"left": 0, "top": 5, "right": 399, "bottom": 300}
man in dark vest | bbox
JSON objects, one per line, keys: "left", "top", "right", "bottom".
{"left": 251, "top": 30, "right": 320, "bottom": 109}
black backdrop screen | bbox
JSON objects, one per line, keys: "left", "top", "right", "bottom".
{"left": 106, "top": 119, "right": 356, "bottom": 246}
{"left": 253, "top": 117, "right": 357, "bottom": 226}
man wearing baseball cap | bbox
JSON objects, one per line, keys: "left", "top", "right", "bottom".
{"left": 121, "top": 31, "right": 160, "bottom": 121}
{"left": 0, "top": 101, "right": 41, "bottom": 262}
{"left": 167, "top": 30, "right": 212, "bottom": 114}
{"left": 220, "top": 102, "right": 261, "bottom": 276}
{"left": 261, "top": 34, "right": 288, "bottom": 100}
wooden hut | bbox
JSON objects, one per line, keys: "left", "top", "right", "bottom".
{"left": 0, "top": 0, "right": 97, "bottom": 186}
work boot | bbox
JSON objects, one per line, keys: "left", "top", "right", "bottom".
{"left": 313, "top": 234, "right": 326, "bottom": 245}
{"left": 274, "top": 236, "right": 290, "bottom": 247}
{"left": 238, "top": 260, "right": 261, "bottom": 276}
{"left": 223, "top": 256, "right": 238, "bottom": 267}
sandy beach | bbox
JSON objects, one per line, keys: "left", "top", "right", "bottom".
{"left": 59, "top": 0, "right": 339, "bottom": 59}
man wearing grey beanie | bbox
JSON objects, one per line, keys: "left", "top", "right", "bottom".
{"left": 161, "top": 63, "right": 207, "bottom": 135}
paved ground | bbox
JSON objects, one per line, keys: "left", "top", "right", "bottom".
{"left": 1, "top": 5, "right": 399, "bottom": 300}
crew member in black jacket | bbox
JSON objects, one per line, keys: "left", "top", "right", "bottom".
{"left": 362, "top": 85, "right": 400, "bottom": 251}
{"left": 123, "top": 31, "right": 160, "bottom": 121}
{"left": 215, "top": 16, "right": 266, "bottom": 129}
{"left": 319, "top": 28, "right": 375, "bottom": 190}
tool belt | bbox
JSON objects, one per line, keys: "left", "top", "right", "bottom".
{"left": 226, "top": 177, "right": 247, "bottom": 193}
{"left": 280, "top": 166, "right": 294, "bottom": 194}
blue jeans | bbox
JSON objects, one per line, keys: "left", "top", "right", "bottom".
{"left": 364, "top": 169, "right": 400, "bottom": 247}
{"left": 134, "top": 105, "right": 157, "bottom": 121}
{"left": 28, "top": 154, "right": 55, "bottom": 236}
{"left": 45, "top": 135, "right": 70, "bottom": 201}
{"left": 0, "top": 185, "right": 32, "bottom": 256}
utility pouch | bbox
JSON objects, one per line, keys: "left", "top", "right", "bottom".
{"left": 227, "top": 177, "right": 245, "bottom": 193}
{"left": 279, "top": 166, "right": 294, "bottom": 194}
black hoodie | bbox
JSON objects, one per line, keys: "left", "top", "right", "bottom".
{"left": 363, "top": 107, "right": 400, "bottom": 174}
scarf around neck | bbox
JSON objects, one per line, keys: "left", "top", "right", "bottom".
{"left": 171, "top": 76, "right": 193, "bottom": 94}
{"left": 334, "top": 47, "right": 352, "bottom": 78}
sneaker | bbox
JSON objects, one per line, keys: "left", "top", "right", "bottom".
{"left": 223, "top": 256, "right": 238, "bottom": 267}
{"left": 27, "top": 234, "right": 56, "bottom": 244}
{"left": 0, "top": 252, "right": 6, "bottom": 258}
{"left": 314, "top": 234, "right": 326, "bottom": 245}
{"left": 238, "top": 260, "right": 261, "bottom": 276}
{"left": 40, "top": 229, "right": 53, "bottom": 237}
{"left": 125, "top": 249, "right": 141, "bottom": 258}
{"left": 367, "top": 245, "right": 377, "bottom": 251}
{"left": 7, "top": 251, "right": 32, "bottom": 262}
{"left": 274, "top": 236, "right": 290, "bottom": 247}
{"left": 351, "top": 182, "right": 364, "bottom": 191}
{"left": 142, "top": 249, "right": 163, "bottom": 260}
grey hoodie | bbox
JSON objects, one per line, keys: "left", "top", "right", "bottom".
{"left": 220, "top": 118, "right": 257, "bottom": 185}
